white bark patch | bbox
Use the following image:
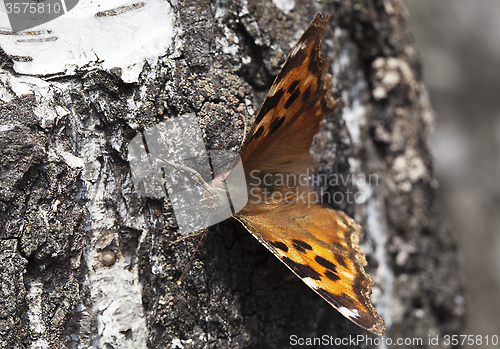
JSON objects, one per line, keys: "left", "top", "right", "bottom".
{"left": 372, "top": 57, "right": 414, "bottom": 100}
{"left": 272, "top": 0, "right": 296, "bottom": 14}
{"left": 57, "top": 147, "right": 85, "bottom": 168}
{"left": 86, "top": 251, "right": 148, "bottom": 349}
{"left": 342, "top": 70, "right": 367, "bottom": 145}
{"left": 365, "top": 194, "right": 394, "bottom": 332}
{"left": 83, "top": 169, "right": 149, "bottom": 348}
{"left": 0, "top": 0, "right": 175, "bottom": 83}
{"left": 238, "top": 0, "right": 250, "bottom": 17}
{"left": 0, "top": 83, "right": 13, "bottom": 102}
{"left": 0, "top": 72, "right": 73, "bottom": 129}
{"left": 392, "top": 149, "right": 428, "bottom": 192}
{"left": 216, "top": 27, "right": 240, "bottom": 55}
{"left": 350, "top": 155, "right": 394, "bottom": 333}
{"left": 27, "top": 280, "right": 50, "bottom": 349}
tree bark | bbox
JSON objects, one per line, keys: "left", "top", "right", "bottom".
{"left": 0, "top": 0, "right": 464, "bottom": 348}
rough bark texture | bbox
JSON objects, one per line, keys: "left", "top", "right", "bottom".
{"left": 0, "top": 0, "right": 464, "bottom": 348}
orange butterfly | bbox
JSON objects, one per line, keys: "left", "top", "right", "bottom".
{"left": 228, "top": 13, "right": 385, "bottom": 336}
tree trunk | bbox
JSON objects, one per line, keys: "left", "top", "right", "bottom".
{"left": 0, "top": 0, "right": 464, "bottom": 348}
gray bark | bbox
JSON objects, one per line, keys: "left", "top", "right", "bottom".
{"left": 0, "top": 0, "right": 464, "bottom": 348}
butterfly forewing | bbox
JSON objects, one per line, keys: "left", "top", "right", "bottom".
{"left": 240, "top": 14, "right": 339, "bottom": 176}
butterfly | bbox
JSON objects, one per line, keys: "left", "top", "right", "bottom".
{"left": 226, "top": 13, "right": 386, "bottom": 336}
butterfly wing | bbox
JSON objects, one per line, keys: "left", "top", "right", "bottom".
{"left": 235, "top": 13, "right": 385, "bottom": 335}
{"left": 234, "top": 201, "right": 385, "bottom": 336}
{"left": 240, "top": 13, "right": 339, "bottom": 176}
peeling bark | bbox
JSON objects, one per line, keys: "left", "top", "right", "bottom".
{"left": 0, "top": 0, "right": 463, "bottom": 348}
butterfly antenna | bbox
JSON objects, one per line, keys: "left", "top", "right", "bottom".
{"left": 167, "top": 230, "right": 205, "bottom": 247}
{"left": 155, "top": 201, "right": 208, "bottom": 216}
{"left": 140, "top": 145, "right": 214, "bottom": 193}
{"left": 176, "top": 229, "right": 208, "bottom": 285}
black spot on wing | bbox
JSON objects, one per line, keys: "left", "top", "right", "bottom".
{"left": 314, "top": 255, "right": 337, "bottom": 274}
{"left": 283, "top": 257, "right": 321, "bottom": 280}
{"left": 285, "top": 107, "right": 306, "bottom": 127}
{"left": 284, "top": 88, "right": 301, "bottom": 109}
{"left": 293, "top": 244, "right": 305, "bottom": 253}
{"left": 324, "top": 270, "right": 340, "bottom": 281}
{"left": 271, "top": 240, "right": 288, "bottom": 252}
{"left": 307, "top": 43, "right": 323, "bottom": 75}
{"left": 288, "top": 80, "right": 300, "bottom": 94}
{"left": 316, "top": 287, "right": 338, "bottom": 307}
{"left": 251, "top": 126, "right": 264, "bottom": 140}
{"left": 334, "top": 254, "right": 348, "bottom": 268}
{"left": 316, "top": 288, "right": 355, "bottom": 311}
{"left": 255, "top": 88, "right": 285, "bottom": 125}
{"left": 269, "top": 116, "right": 286, "bottom": 134}
{"left": 302, "top": 86, "right": 311, "bottom": 104}
{"left": 292, "top": 239, "right": 313, "bottom": 252}
{"left": 335, "top": 292, "right": 358, "bottom": 310}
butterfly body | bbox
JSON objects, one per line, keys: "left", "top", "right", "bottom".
{"left": 225, "top": 13, "right": 385, "bottom": 336}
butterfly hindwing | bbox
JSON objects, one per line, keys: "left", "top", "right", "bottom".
{"left": 235, "top": 199, "right": 385, "bottom": 336}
